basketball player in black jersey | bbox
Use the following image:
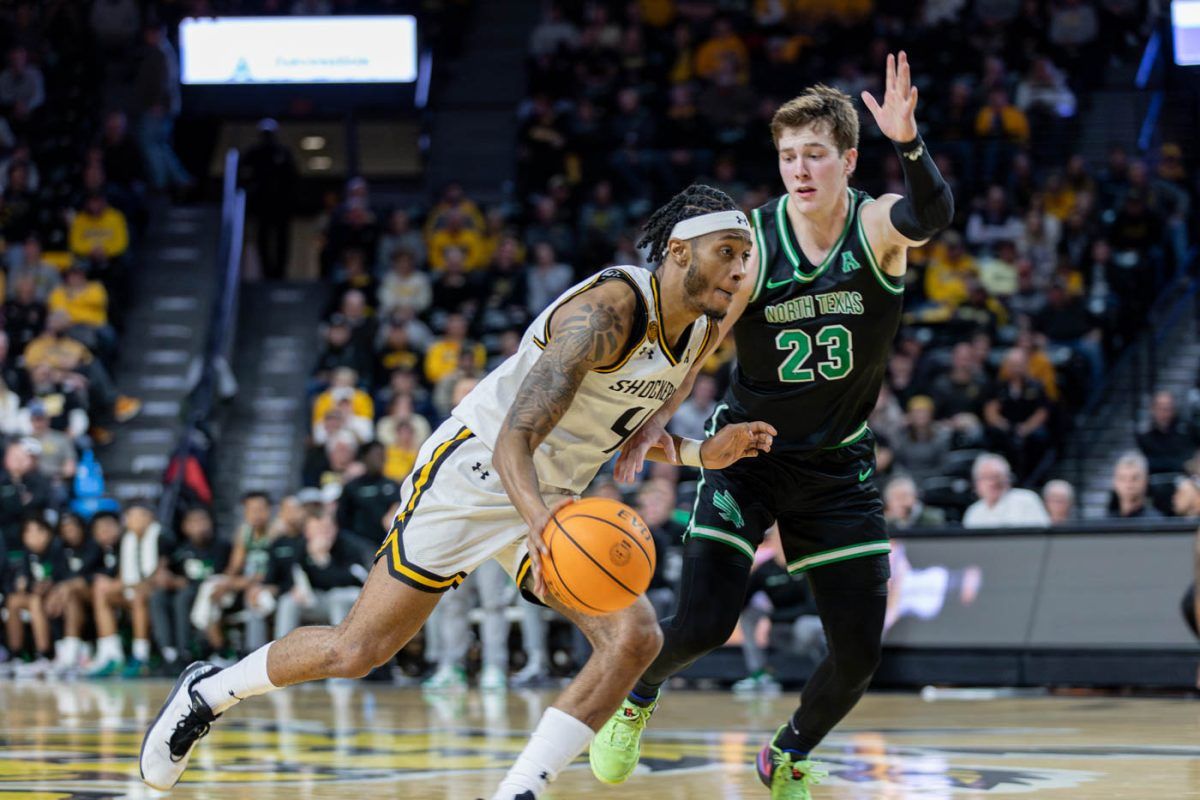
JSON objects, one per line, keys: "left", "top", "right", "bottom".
{"left": 589, "top": 52, "right": 954, "bottom": 799}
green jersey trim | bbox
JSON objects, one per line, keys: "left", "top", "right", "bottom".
{"left": 823, "top": 420, "right": 871, "bottom": 449}
{"left": 687, "top": 525, "right": 756, "bottom": 560}
{"left": 749, "top": 206, "right": 770, "bottom": 304}
{"left": 774, "top": 189, "right": 856, "bottom": 283}
{"left": 787, "top": 540, "right": 891, "bottom": 574}
{"left": 855, "top": 198, "right": 905, "bottom": 295}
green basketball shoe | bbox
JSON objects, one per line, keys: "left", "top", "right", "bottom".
{"left": 588, "top": 696, "right": 656, "bottom": 784}
{"left": 756, "top": 726, "right": 828, "bottom": 799}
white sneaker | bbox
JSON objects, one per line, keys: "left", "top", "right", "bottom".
{"left": 479, "top": 665, "right": 507, "bottom": 692}
{"left": 510, "top": 662, "right": 551, "bottom": 688}
{"left": 139, "top": 661, "right": 223, "bottom": 790}
{"left": 421, "top": 664, "right": 467, "bottom": 693}
{"left": 14, "top": 657, "right": 52, "bottom": 679}
{"left": 732, "top": 672, "right": 782, "bottom": 696}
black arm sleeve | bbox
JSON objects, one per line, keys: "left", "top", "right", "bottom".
{"left": 889, "top": 135, "right": 954, "bottom": 241}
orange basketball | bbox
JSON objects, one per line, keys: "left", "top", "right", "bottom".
{"left": 541, "top": 497, "right": 656, "bottom": 616}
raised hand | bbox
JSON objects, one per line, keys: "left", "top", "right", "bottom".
{"left": 861, "top": 51, "right": 919, "bottom": 144}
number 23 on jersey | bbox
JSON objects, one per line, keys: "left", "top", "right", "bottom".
{"left": 774, "top": 324, "right": 854, "bottom": 383}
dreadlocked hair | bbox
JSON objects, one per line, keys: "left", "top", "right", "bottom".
{"left": 637, "top": 184, "right": 740, "bottom": 265}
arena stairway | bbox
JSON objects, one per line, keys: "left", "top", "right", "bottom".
{"left": 210, "top": 281, "right": 328, "bottom": 534}
{"left": 1051, "top": 286, "right": 1200, "bottom": 518}
{"left": 103, "top": 205, "right": 221, "bottom": 504}
{"left": 423, "top": 0, "right": 539, "bottom": 203}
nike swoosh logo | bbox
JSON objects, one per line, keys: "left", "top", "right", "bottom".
{"left": 766, "top": 276, "right": 793, "bottom": 289}
{"left": 858, "top": 467, "right": 874, "bottom": 482}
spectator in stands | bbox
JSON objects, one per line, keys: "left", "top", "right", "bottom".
{"left": 1034, "top": 280, "right": 1104, "bottom": 388}
{"left": 669, "top": 373, "right": 719, "bottom": 444}
{"left": 134, "top": 21, "right": 192, "bottom": 194}
{"left": 304, "top": 429, "right": 359, "bottom": 490}
{"left": 0, "top": 47, "right": 44, "bottom": 131}
{"left": 322, "top": 199, "right": 380, "bottom": 277}
{"left": 892, "top": 396, "right": 953, "bottom": 485}
{"left": 25, "top": 364, "right": 89, "bottom": 441}
{"left": 0, "top": 439, "right": 51, "bottom": 548}
{"left": 428, "top": 209, "right": 486, "bottom": 271}
{"left": 377, "top": 209, "right": 426, "bottom": 272}
{"left": 526, "top": 242, "right": 573, "bottom": 313}
{"left": 1042, "top": 479, "right": 1077, "bottom": 525}
{"left": 201, "top": 493, "right": 273, "bottom": 660}
{"left": 377, "top": 391, "right": 430, "bottom": 446}
{"left": 524, "top": 195, "right": 576, "bottom": 265}
{"left": 984, "top": 348, "right": 1052, "bottom": 479}
{"left": 99, "top": 110, "right": 144, "bottom": 190}
{"left": 381, "top": 419, "right": 419, "bottom": 483}
{"left": 884, "top": 476, "right": 947, "bottom": 529}
{"left": 963, "top": 453, "right": 1051, "bottom": 527}
{"left": 966, "top": 186, "right": 1026, "bottom": 252}
{"left": 432, "top": 347, "right": 483, "bottom": 419}
{"left": 1110, "top": 450, "right": 1162, "bottom": 519}
{"left": 379, "top": 249, "right": 432, "bottom": 317}
{"left": 480, "top": 241, "right": 531, "bottom": 333}
{"left": 635, "top": 478, "right": 684, "bottom": 619}
{"left": 151, "top": 506, "right": 229, "bottom": 672}
{"left": 69, "top": 193, "right": 129, "bottom": 265}
{"left": 8, "top": 236, "right": 60, "bottom": 300}
{"left": 241, "top": 118, "right": 297, "bottom": 280}
{"left": 312, "top": 367, "right": 373, "bottom": 428}
{"left": 430, "top": 246, "right": 483, "bottom": 317}
{"left": 424, "top": 313, "right": 485, "bottom": 387}
{"left": 337, "top": 441, "right": 400, "bottom": 544}
{"left": 923, "top": 230, "right": 978, "bottom": 311}
{"left": 44, "top": 513, "right": 97, "bottom": 674}
{"left": 3, "top": 516, "right": 57, "bottom": 675}
{"left": 48, "top": 264, "right": 110, "bottom": 341}
{"left": 1137, "top": 391, "right": 1200, "bottom": 475}
{"left": 89, "top": 502, "right": 159, "bottom": 676}
{"left": 27, "top": 401, "right": 76, "bottom": 501}
{"left": 696, "top": 16, "right": 749, "bottom": 82}
{"left": 1173, "top": 476, "right": 1200, "bottom": 519}
{"left": 5, "top": 274, "right": 47, "bottom": 353}
{"left": 375, "top": 323, "right": 422, "bottom": 387}
{"left": 312, "top": 316, "right": 374, "bottom": 384}
{"left": 271, "top": 511, "right": 368, "bottom": 641}
{"left": 930, "top": 341, "right": 990, "bottom": 438}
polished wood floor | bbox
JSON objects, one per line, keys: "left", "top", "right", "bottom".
{"left": 1, "top": 679, "right": 1199, "bottom": 798}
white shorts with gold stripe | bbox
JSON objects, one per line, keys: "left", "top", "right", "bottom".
{"left": 373, "top": 417, "right": 573, "bottom": 595}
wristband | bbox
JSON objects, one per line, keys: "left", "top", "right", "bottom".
{"left": 893, "top": 134, "right": 926, "bottom": 161}
{"left": 678, "top": 437, "right": 704, "bottom": 468}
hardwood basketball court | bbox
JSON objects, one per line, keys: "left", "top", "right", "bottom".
{"left": 1, "top": 680, "right": 1197, "bottom": 798}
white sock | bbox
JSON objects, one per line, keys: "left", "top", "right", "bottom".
{"left": 132, "top": 638, "right": 150, "bottom": 662}
{"left": 491, "top": 707, "right": 594, "bottom": 799}
{"left": 196, "top": 643, "right": 278, "bottom": 714}
{"left": 56, "top": 637, "right": 81, "bottom": 667}
{"left": 97, "top": 635, "right": 124, "bottom": 663}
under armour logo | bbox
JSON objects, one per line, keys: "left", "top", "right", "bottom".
{"left": 735, "top": 214, "right": 748, "bottom": 227}
{"left": 539, "top": 771, "right": 549, "bottom": 781}
{"left": 471, "top": 462, "right": 490, "bottom": 480}
{"left": 639, "top": 345, "right": 655, "bottom": 360}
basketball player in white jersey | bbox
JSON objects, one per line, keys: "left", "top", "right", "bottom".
{"left": 139, "top": 184, "right": 776, "bottom": 800}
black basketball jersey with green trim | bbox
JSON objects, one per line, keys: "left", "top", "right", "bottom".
{"left": 725, "top": 187, "right": 904, "bottom": 452}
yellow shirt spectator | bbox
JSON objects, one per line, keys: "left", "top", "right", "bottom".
{"left": 694, "top": 27, "right": 749, "bottom": 82}
{"left": 428, "top": 227, "right": 487, "bottom": 271}
{"left": 69, "top": 198, "right": 129, "bottom": 260}
{"left": 974, "top": 103, "right": 1030, "bottom": 144}
{"left": 24, "top": 332, "right": 93, "bottom": 370}
{"left": 424, "top": 338, "right": 486, "bottom": 385}
{"left": 925, "top": 237, "right": 979, "bottom": 308}
{"left": 48, "top": 274, "right": 108, "bottom": 327}
{"left": 311, "top": 386, "right": 374, "bottom": 429}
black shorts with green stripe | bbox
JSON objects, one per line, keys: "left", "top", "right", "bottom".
{"left": 687, "top": 432, "right": 889, "bottom": 574}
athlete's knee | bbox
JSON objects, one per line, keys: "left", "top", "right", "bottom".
{"left": 325, "top": 627, "right": 393, "bottom": 679}
{"left": 669, "top": 604, "right": 740, "bottom": 658}
{"left": 604, "top": 605, "right": 663, "bottom": 666}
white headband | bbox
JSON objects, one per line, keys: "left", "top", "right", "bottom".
{"left": 669, "top": 210, "right": 752, "bottom": 242}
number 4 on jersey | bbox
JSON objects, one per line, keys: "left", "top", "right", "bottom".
{"left": 775, "top": 324, "right": 854, "bottom": 383}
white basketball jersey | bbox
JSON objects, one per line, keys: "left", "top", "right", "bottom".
{"left": 453, "top": 265, "right": 715, "bottom": 493}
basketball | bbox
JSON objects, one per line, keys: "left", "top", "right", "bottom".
{"left": 541, "top": 498, "right": 656, "bottom": 616}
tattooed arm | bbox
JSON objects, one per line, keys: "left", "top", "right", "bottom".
{"left": 492, "top": 279, "right": 637, "bottom": 594}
